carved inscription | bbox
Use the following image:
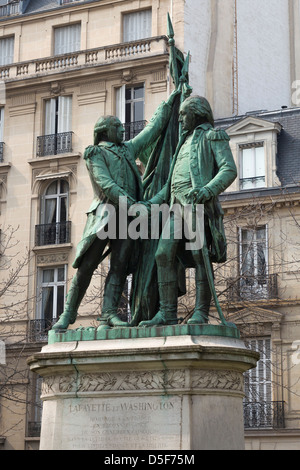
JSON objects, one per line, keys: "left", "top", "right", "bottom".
{"left": 60, "top": 396, "right": 182, "bottom": 450}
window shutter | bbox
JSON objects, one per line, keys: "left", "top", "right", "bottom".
{"left": 44, "top": 99, "right": 57, "bottom": 135}
{"left": 116, "top": 86, "right": 126, "bottom": 124}
{"left": 57, "top": 96, "right": 72, "bottom": 133}
{"left": 0, "top": 108, "right": 4, "bottom": 142}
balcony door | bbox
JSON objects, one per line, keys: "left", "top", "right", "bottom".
{"left": 45, "top": 95, "right": 72, "bottom": 135}
{"left": 239, "top": 226, "right": 268, "bottom": 299}
{"left": 116, "top": 84, "right": 145, "bottom": 140}
{"left": 39, "top": 179, "right": 69, "bottom": 245}
{"left": 39, "top": 96, "right": 72, "bottom": 156}
{"left": 0, "top": 108, "right": 3, "bottom": 161}
{"left": 244, "top": 338, "right": 273, "bottom": 428}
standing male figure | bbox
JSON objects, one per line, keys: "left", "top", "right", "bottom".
{"left": 52, "top": 90, "right": 179, "bottom": 331}
{"left": 140, "top": 95, "right": 237, "bottom": 327}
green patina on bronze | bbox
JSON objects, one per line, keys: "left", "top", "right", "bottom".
{"left": 49, "top": 323, "right": 240, "bottom": 345}
{"left": 50, "top": 15, "right": 238, "bottom": 341}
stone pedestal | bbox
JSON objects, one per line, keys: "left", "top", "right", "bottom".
{"left": 28, "top": 331, "right": 258, "bottom": 450}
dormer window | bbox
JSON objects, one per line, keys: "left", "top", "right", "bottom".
{"left": 226, "top": 116, "right": 282, "bottom": 191}
{"left": 240, "top": 142, "right": 265, "bottom": 190}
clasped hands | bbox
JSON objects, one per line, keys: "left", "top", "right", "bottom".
{"left": 133, "top": 187, "right": 212, "bottom": 219}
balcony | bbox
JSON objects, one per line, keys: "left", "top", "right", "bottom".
{"left": 123, "top": 120, "right": 146, "bottom": 140}
{"left": 0, "top": 36, "right": 168, "bottom": 81}
{"left": 226, "top": 274, "right": 278, "bottom": 302}
{"left": 28, "top": 318, "right": 55, "bottom": 342}
{"left": 0, "top": 1, "right": 22, "bottom": 18}
{"left": 27, "top": 421, "right": 41, "bottom": 437}
{"left": 37, "top": 132, "right": 73, "bottom": 157}
{"left": 35, "top": 221, "right": 71, "bottom": 246}
{"left": 0, "top": 142, "right": 3, "bottom": 162}
{"left": 244, "top": 401, "right": 285, "bottom": 429}
{"left": 240, "top": 176, "right": 266, "bottom": 190}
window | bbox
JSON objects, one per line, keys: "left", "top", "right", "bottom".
{"left": 45, "top": 96, "right": 72, "bottom": 135}
{"left": 0, "top": 107, "right": 3, "bottom": 140}
{"left": 37, "top": 265, "right": 67, "bottom": 326}
{"left": 116, "top": 84, "right": 145, "bottom": 140}
{"left": 123, "top": 10, "right": 152, "bottom": 42}
{"left": 240, "top": 143, "right": 265, "bottom": 190}
{"left": 27, "top": 376, "right": 42, "bottom": 437}
{"left": 0, "top": 36, "right": 14, "bottom": 66}
{"left": 0, "top": 108, "right": 3, "bottom": 162}
{"left": 36, "top": 180, "right": 71, "bottom": 246}
{"left": 244, "top": 338, "right": 274, "bottom": 428}
{"left": 37, "top": 96, "right": 72, "bottom": 156}
{"left": 239, "top": 226, "right": 268, "bottom": 298}
{"left": 54, "top": 23, "right": 81, "bottom": 55}
{"left": 243, "top": 338, "right": 284, "bottom": 429}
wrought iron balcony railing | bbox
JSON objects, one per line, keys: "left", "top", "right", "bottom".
{"left": 36, "top": 131, "right": 73, "bottom": 157}
{"left": 244, "top": 401, "right": 285, "bottom": 429}
{"left": 27, "top": 421, "right": 41, "bottom": 437}
{"left": 35, "top": 221, "right": 71, "bottom": 246}
{"left": 0, "top": 142, "right": 4, "bottom": 162}
{"left": 28, "top": 318, "right": 56, "bottom": 342}
{"left": 226, "top": 273, "right": 278, "bottom": 301}
{"left": 123, "top": 120, "right": 146, "bottom": 140}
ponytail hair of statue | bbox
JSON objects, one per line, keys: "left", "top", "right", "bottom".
{"left": 93, "top": 115, "right": 120, "bottom": 145}
{"left": 183, "top": 95, "right": 214, "bottom": 127}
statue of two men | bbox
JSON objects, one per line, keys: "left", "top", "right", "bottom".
{"left": 53, "top": 90, "right": 237, "bottom": 331}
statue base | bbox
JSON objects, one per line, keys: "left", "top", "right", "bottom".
{"left": 28, "top": 332, "right": 258, "bottom": 450}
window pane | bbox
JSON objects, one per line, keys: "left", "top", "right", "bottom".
{"left": 45, "top": 198, "right": 57, "bottom": 224}
{"left": 255, "top": 146, "right": 265, "bottom": 176}
{"left": 59, "top": 196, "right": 67, "bottom": 222}
{"left": 125, "top": 87, "right": 132, "bottom": 100}
{"left": 54, "top": 24, "right": 81, "bottom": 55}
{"left": 123, "top": 10, "right": 152, "bottom": 42}
{"left": 134, "top": 100, "right": 144, "bottom": 122}
{"left": 0, "top": 108, "right": 4, "bottom": 142}
{"left": 42, "top": 286, "right": 54, "bottom": 322}
{"left": 57, "top": 96, "right": 72, "bottom": 133}
{"left": 57, "top": 267, "right": 65, "bottom": 282}
{"left": 0, "top": 37, "right": 14, "bottom": 66}
{"left": 57, "top": 286, "right": 65, "bottom": 318}
{"left": 242, "top": 148, "right": 255, "bottom": 179}
{"left": 59, "top": 180, "right": 69, "bottom": 194}
{"left": 46, "top": 181, "right": 58, "bottom": 195}
{"left": 125, "top": 102, "right": 131, "bottom": 123}
{"left": 43, "top": 269, "right": 54, "bottom": 283}
{"left": 134, "top": 86, "right": 144, "bottom": 100}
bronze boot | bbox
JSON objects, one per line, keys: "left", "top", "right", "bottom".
{"left": 187, "top": 266, "right": 211, "bottom": 325}
{"left": 139, "top": 281, "right": 178, "bottom": 327}
{"left": 52, "top": 276, "right": 82, "bottom": 330}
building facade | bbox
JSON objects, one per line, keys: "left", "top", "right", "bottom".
{"left": 0, "top": 0, "right": 300, "bottom": 450}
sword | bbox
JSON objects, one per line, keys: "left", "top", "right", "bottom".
{"left": 192, "top": 202, "right": 237, "bottom": 329}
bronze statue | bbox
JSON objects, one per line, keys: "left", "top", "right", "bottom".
{"left": 52, "top": 90, "right": 180, "bottom": 331}
{"left": 139, "top": 96, "right": 237, "bottom": 327}
{"left": 52, "top": 16, "right": 237, "bottom": 333}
